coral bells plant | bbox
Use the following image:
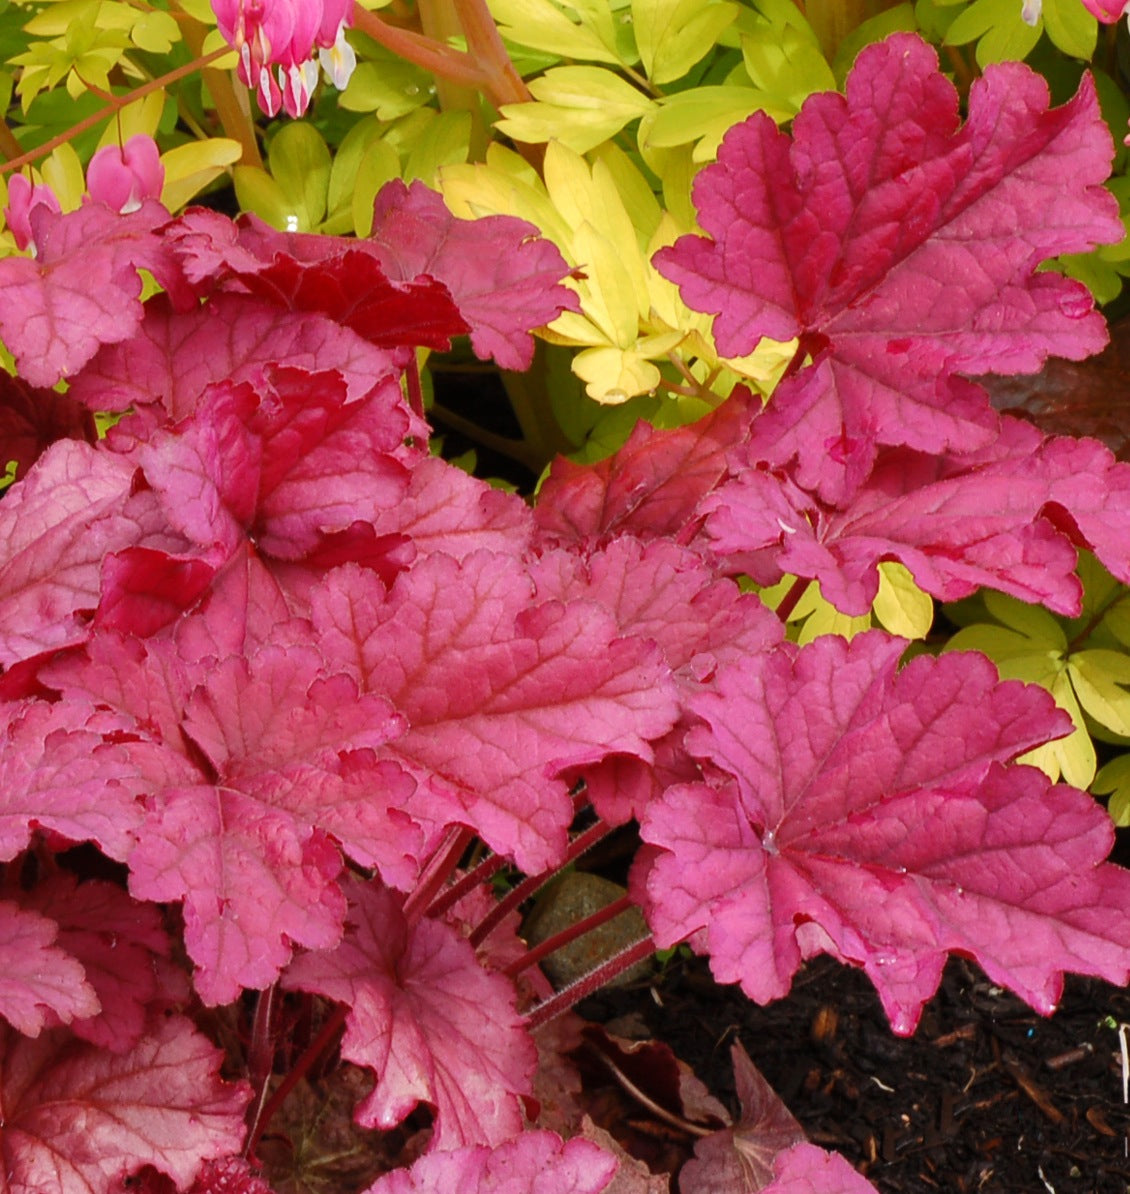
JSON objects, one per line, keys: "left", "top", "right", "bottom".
{"left": 5, "top": 29, "right": 1130, "bottom": 1194}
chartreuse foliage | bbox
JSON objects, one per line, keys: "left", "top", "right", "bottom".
{"left": 6, "top": 1, "right": 1130, "bottom": 1193}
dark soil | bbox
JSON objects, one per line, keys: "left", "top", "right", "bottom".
{"left": 583, "top": 953, "right": 1130, "bottom": 1193}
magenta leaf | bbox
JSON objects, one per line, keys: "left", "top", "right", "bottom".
{"left": 0, "top": 697, "right": 144, "bottom": 862}
{"left": 654, "top": 34, "right": 1122, "bottom": 500}
{"left": 69, "top": 293, "right": 403, "bottom": 423}
{"left": 20, "top": 873, "right": 183, "bottom": 1052}
{"left": 533, "top": 395, "right": 754, "bottom": 548}
{"left": 679, "top": 1041, "right": 804, "bottom": 1194}
{"left": 640, "top": 632, "right": 1130, "bottom": 1033}
{"left": 362, "top": 1130, "right": 617, "bottom": 1194}
{"left": 369, "top": 454, "right": 533, "bottom": 561}
{"left": 44, "top": 632, "right": 419, "bottom": 1004}
{"left": 0, "top": 201, "right": 188, "bottom": 388}
{"left": 0, "top": 1014, "right": 249, "bottom": 1192}
{"left": 167, "top": 208, "right": 469, "bottom": 351}
{"left": 530, "top": 539, "right": 781, "bottom": 680}
{"left": 705, "top": 414, "right": 1130, "bottom": 617}
{"left": 0, "top": 901, "right": 98, "bottom": 1037}
{"left": 367, "top": 179, "right": 581, "bottom": 370}
{"left": 0, "top": 441, "right": 141, "bottom": 667}
{"left": 312, "top": 553, "right": 679, "bottom": 872}
{"left": 762, "top": 1144, "right": 878, "bottom": 1194}
{"left": 283, "top": 877, "right": 538, "bottom": 1151}
{"left": 133, "top": 367, "right": 409, "bottom": 564}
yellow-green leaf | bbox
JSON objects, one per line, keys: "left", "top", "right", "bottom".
{"left": 1093, "top": 754, "right": 1130, "bottom": 826}
{"left": 1041, "top": 0, "right": 1097, "bottom": 60}
{"left": 404, "top": 110, "right": 471, "bottom": 185}
{"left": 267, "top": 122, "right": 331, "bottom": 230}
{"left": 487, "top": 0, "right": 624, "bottom": 63}
{"left": 982, "top": 590, "right": 1067, "bottom": 650}
{"left": 498, "top": 67, "right": 653, "bottom": 154}
{"left": 1068, "top": 649, "right": 1130, "bottom": 738}
{"left": 351, "top": 139, "right": 401, "bottom": 237}
{"left": 641, "top": 86, "right": 782, "bottom": 160}
{"left": 233, "top": 165, "right": 294, "bottom": 231}
{"left": 160, "top": 138, "right": 241, "bottom": 213}
{"left": 872, "top": 562, "right": 933, "bottom": 640}
{"left": 632, "top": 0, "right": 738, "bottom": 85}
{"left": 1019, "top": 669, "right": 1095, "bottom": 789}
{"left": 741, "top": 23, "right": 834, "bottom": 116}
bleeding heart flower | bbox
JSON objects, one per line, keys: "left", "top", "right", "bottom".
{"left": 85, "top": 136, "right": 165, "bottom": 214}
{"left": 211, "top": 0, "right": 355, "bottom": 117}
{"left": 1080, "top": 0, "right": 1130, "bottom": 21}
{"left": 3, "top": 175, "right": 61, "bottom": 254}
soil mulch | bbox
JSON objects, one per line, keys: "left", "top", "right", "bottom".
{"left": 581, "top": 953, "right": 1130, "bottom": 1193}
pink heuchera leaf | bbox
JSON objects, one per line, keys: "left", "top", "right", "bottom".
{"left": 369, "top": 454, "right": 533, "bottom": 562}
{"left": 367, "top": 179, "right": 581, "bottom": 370}
{"left": 530, "top": 539, "right": 781, "bottom": 680}
{"left": 654, "top": 34, "right": 1122, "bottom": 501}
{"left": 0, "top": 697, "right": 143, "bottom": 862}
{"left": 678, "top": 1042, "right": 804, "bottom": 1194}
{"left": 704, "top": 416, "right": 1082, "bottom": 616}
{"left": 20, "top": 872, "right": 183, "bottom": 1052}
{"left": 0, "top": 1014, "right": 249, "bottom": 1193}
{"left": 42, "top": 632, "right": 418, "bottom": 1004}
{"left": 166, "top": 208, "right": 469, "bottom": 351}
{"left": 705, "top": 414, "right": 1130, "bottom": 617}
{"left": 640, "top": 632, "right": 1130, "bottom": 1034}
{"left": 0, "top": 440, "right": 140, "bottom": 667}
{"left": 0, "top": 201, "right": 188, "bottom": 387}
{"left": 534, "top": 394, "right": 755, "bottom": 548}
{"left": 762, "top": 1143, "right": 878, "bottom": 1194}
{"left": 362, "top": 1130, "right": 617, "bottom": 1194}
{"left": 0, "top": 901, "right": 99, "bottom": 1037}
{"left": 311, "top": 553, "right": 679, "bottom": 872}
{"left": 133, "top": 367, "right": 408, "bottom": 564}
{"left": 530, "top": 538, "right": 782, "bottom": 823}
{"left": 283, "top": 877, "right": 538, "bottom": 1151}
{"left": 69, "top": 293, "right": 402, "bottom": 423}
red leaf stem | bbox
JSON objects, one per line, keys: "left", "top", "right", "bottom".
{"left": 503, "top": 893, "right": 635, "bottom": 979}
{"left": 524, "top": 935, "right": 656, "bottom": 1030}
{"left": 468, "top": 815, "right": 614, "bottom": 947}
{"left": 402, "top": 826, "right": 473, "bottom": 927}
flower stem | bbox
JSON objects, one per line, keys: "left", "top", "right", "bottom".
{"left": 468, "top": 815, "right": 615, "bottom": 947}
{"left": 244, "top": 1003, "right": 348, "bottom": 1160}
{"left": 402, "top": 826, "right": 473, "bottom": 926}
{"left": 505, "top": 894, "right": 635, "bottom": 979}
{"left": 426, "top": 849, "right": 509, "bottom": 920}
{"left": 350, "top": 4, "right": 491, "bottom": 91}
{"left": 524, "top": 934, "right": 655, "bottom": 1029}
{"left": 774, "top": 575, "right": 810, "bottom": 623}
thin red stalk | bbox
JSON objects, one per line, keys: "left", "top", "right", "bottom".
{"left": 405, "top": 354, "right": 426, "bottom": 419}
{"left": 426, "top": 849, "right": 508, "bottom": 920}
{"left": 242, "top": 985, "right": 279, "bottom": 1153}
{"left": 774, "top": 575, "right": 810, "bottom": 623}
{"left": 524, "top": 935, "right": 655, "bottom": 1030}
{"left": 452, "top": 0, "right": 532, "bottom": 107}
{"left": 349, "top": 4, "right": 490, "bottom": 90}
{"left": 1, "top": 47, "right": 228, "bottom": 176}
{"left": 245, "top": 1003, "right": 348, "bottom": 1160}
{"left": 402, "top": 826, "right": 472, "bottom": 926}
{"left": 504, "top": 894, "right": 634, "bottom": 979}
{"left": 468, "top": 815, "right": 614, "bottom": 947}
